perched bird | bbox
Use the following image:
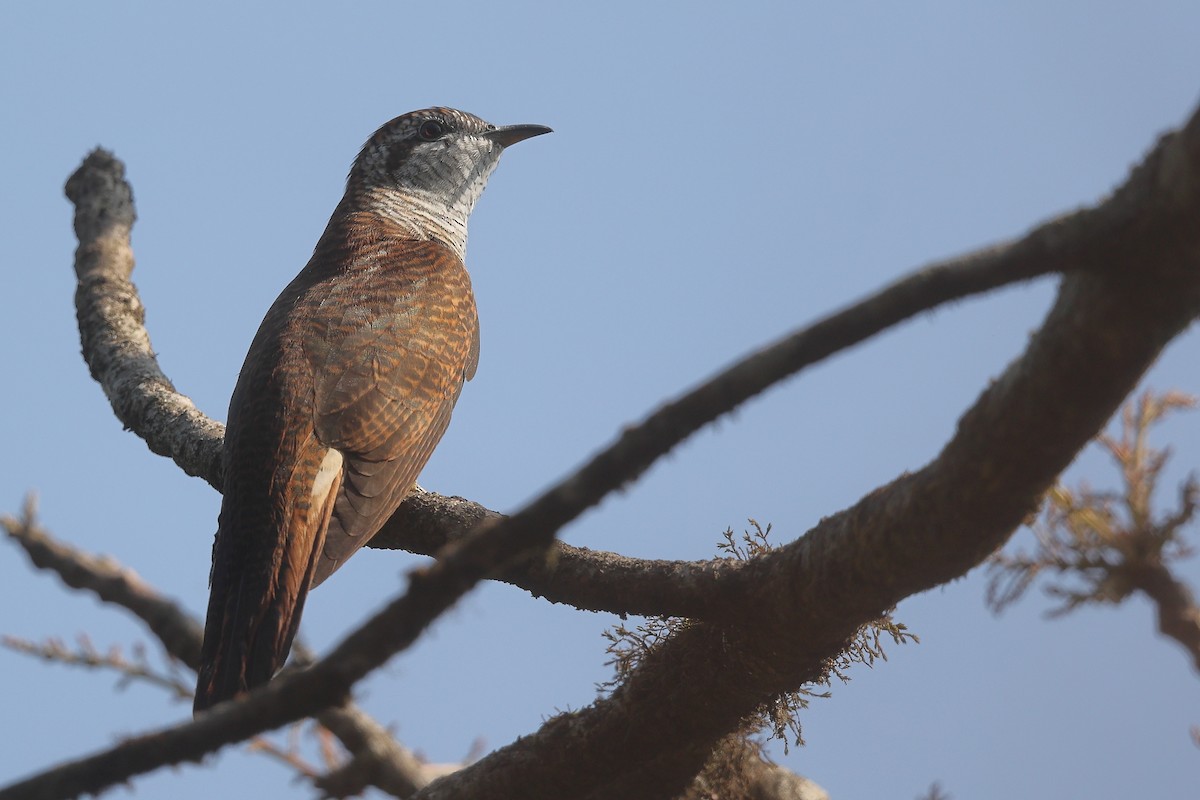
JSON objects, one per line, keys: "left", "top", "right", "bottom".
{"left": 195, "top": 107, "right": 550, "bottom": 713}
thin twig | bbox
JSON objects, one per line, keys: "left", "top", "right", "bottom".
{"left": 1, "top": 634, "right": 192, "bottom": 699}
{"left": 2, "top": 495, "right": 203, "bottom": 668}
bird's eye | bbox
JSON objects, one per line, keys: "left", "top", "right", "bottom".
{"left": 418, "top": 120, "right": 446, "bottom": 141}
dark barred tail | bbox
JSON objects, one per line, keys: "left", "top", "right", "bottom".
{"left": 194, "top": 441, "right": 342, "bottom": 715}
{"left": 193, "top": 573, "right": 313, "bottom": 714}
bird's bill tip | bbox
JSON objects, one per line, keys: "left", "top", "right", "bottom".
{"left": 485, "top": 123, "right": 553, "bottom": 147}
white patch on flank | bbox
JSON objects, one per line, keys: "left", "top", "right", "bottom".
{"left": 311, "top": 449, "right": 344, "bottom": 502}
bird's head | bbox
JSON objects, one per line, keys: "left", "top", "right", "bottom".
{"left": 348, "top": 107, "right": 550, "bottom": 222}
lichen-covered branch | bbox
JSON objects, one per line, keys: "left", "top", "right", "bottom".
{"left": 65, "top": 153, "right": 226, "bottom": 488}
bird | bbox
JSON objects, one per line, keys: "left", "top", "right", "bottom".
{"left": 194, "top": 107, "right": 551, "bottom": 713}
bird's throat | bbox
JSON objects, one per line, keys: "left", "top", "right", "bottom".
{"left": 356, "top": 186, "right": 476, "bottom": 262}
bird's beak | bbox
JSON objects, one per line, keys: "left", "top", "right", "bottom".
{"left": 484, "top": 123, "right": 553, "bottom": 148}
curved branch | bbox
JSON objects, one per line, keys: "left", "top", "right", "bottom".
{"left": 373, "top": 490, "right": 752, "bottom": 617}
{"left": 65, "top": 152, "right": 226, "bottom": 488}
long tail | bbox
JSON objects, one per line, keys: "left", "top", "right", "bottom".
{"left": 194, "top": 442, "right": 343, "bottom": 714}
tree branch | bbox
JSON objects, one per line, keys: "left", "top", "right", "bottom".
{"left": 3, "top": 495, "right": 203, "bottom": 668}
{"left": 65, "top": 152, "right": 226, "bottom": 488}
{"left": 1128, "top": 561, "right": 1200, "bottom": 673}
{"left": 373, "top": 490, "right": 754, "bottom": 617}
{"left": 0, "top": 504, "right": 446, "bottom": 798}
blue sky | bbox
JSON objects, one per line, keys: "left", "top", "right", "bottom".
{"left": 2, "top": 3, "right": 1199, "bottom": 797}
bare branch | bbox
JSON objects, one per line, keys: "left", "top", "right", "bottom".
{"left": 375, "top": 490, "right": 752, "bottom": 617}
{"left": 2, "top": 495, "right": 203, "bottom": 667}
{"left": 317, "top": 704, "right": 453, "bottom": 798}
{"left": 244, "top": 728, "right": 323, "bottom": 781}
{"left": 1, "top": 634, "right": 193, "bottom": 699}
{"left": 1, "top": 509, "right": 452, "bottom": 799}
{"left": 1128, "top": 560, "right": 1200, "bottom": 673}
{"left": 65, "top": 151, "right": 226, "bottom": 488}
